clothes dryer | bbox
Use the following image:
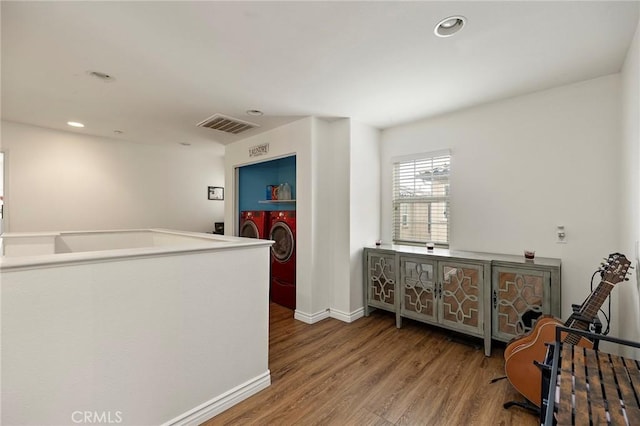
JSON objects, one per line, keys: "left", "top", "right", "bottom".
{"left": 269, "top": 211, "right": 296, "bottom": 309}
{"left": 239, "top": 211, "right": 269, "bottom": 239}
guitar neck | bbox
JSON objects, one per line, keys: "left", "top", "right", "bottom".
{"left": 555, "top": 253, "right": 629, "bottom": 346}
{"left": 563, "top": 279, "right": 614, "bottom": 345}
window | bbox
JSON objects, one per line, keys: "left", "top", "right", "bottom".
{"left": 392, "top": 151, "right": 450, "bottom": 246}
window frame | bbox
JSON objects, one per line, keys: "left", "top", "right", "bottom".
{"left": 391, "top": 150, "right": 451, "bottom": 247}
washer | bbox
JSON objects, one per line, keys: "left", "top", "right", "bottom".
{"left": 269, "top": 211, "right": 296, "bottom": 309}
{"left": 239, "top": 211, "right": 268, "bottom": 239}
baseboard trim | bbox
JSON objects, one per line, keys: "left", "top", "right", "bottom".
{"left": 294, "top": 309, "right": 330, "bottom": 324}
{"left": 330, "top": 307, "right": 364, "bottom": 323}
{"left": 294, "top": 307, "right": 365, "bottom": 324}
{"left": 163, "top": 370, "right": 271, "bottom": 426}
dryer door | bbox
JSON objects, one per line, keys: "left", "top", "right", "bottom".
{"left": 270, "top": 222, "right": 294, "bottom": 262}
{"left": 240, "top": 221, "right": 260, "bottom": 239}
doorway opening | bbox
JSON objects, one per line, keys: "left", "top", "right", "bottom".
{"left": 237, "top": 155, "right": 297, "bottom": 309}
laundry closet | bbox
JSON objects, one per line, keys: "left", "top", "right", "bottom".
{"left": 238, "top": 156, "right": 296, "bottom": 309}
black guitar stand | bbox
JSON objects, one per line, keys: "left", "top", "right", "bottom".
{"left": 491, "top": 368, "right": 544, "bottom": 415}
{"left": 503, "top": 399, "right": 539, "bottom": 413}
{"left": 500, "top": 359, "right": 547, "bottom": 415}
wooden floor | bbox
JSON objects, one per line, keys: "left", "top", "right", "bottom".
{"left": 203, "top": 303, "right": 538, "bottom": 426}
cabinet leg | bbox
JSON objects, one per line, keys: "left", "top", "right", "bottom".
{"left": 396, "top": 313, "right": 402, "bottom": 328}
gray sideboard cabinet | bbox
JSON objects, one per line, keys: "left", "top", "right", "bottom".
{"left": 399, "top": 256, "right": 490, "bottom": 348}
{"left": 490, "top": 257, "right": 562, "bottom": 343}
{"left": 363, "top": 245, "right": 561, "bottom": 356}
{"left": 363, "top": 248, "right": 400, "bottom": 326}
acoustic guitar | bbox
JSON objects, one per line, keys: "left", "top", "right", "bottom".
{"left": 504, "top": 253, "right": 631, "bottom": 407}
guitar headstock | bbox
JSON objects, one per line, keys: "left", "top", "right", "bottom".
{"left": 601, "top": 252, "right": 632, "bottom": 285}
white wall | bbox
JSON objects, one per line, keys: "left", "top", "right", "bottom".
{"left": 620, "top": 17, "right": 640, "bottom": 356}
{"left": 225, "top": 117, "right": 380, "bottom": 322}
{"left": 2, "top": 243, "right": 271, "bottom": 426}
{"left": 315, "top": 118, "right": 381, "bottom": 320}
{"left": 349, "top": 121, "right": 381, "bottom": 313}
{"left": 328, "top": 119, "right": 352, "bottom": 318}
{"left": 224, "top": 117, "right": 326, "bottom": 320}
{"left": 381, "top": 75, "right": 622, "bottom": 335}
{"left": 0, "top": 121, "right": 224, "bottom": 233}
{"left": 310, "top": 118, "right": 332, "bottom": 317}
{"left": 322, "top": 119, "right": 381, "bottom": 319}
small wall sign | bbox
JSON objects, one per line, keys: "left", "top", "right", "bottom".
{"left": 249, "top": 143, "right": 269, "bottom": 157}
{"left": 208, "top": 186, "right": 224, "bottom": 200}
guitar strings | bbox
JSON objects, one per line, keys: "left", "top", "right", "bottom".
{"left": 591, "top": 269, "right": 611, "bottom": 335}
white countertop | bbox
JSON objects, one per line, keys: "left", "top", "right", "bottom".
{"left": 367, "top": 243, "right": 561, "bottom": 267}
{"left": 1, "top": 228, "right": 273, "bottom": 271}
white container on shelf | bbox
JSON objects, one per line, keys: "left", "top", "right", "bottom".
{"left": 278, "top": 182, "right": 292, "bottom": 200}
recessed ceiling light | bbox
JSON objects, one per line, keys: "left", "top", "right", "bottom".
{"left": 67, "top": 121, "right": 85, "bottom": 128}
{"left": 246, "top": 109, "right": 264, "bottom": 116}
{"left": 434, "top": 16, "right": 466, "bottom": 38}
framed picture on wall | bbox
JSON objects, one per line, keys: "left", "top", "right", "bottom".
{"left": 208, "top": 186, "right": 224, "bottom": 200}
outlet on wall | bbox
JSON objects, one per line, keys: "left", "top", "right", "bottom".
{"left": 556, "top": 225, "right": 567, "bottom": 244}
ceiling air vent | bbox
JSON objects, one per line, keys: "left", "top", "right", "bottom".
{"left": 196, "top": 113, "right": 259, "bottom": 135}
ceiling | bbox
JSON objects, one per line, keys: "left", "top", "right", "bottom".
{"left": 2, "top": 1, "right": 639, "bottom": 150}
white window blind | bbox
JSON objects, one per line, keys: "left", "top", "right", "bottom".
{"left": 393, "top": 152, "right": 450, "bottom": 245}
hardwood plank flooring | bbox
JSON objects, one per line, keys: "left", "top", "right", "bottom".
{"left": 202, "top": 303, "right": 538, "bottom": 426}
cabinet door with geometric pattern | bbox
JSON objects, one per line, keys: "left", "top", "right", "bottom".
{"left": 366, "top": 252, "right": 397, "bottom": 312}
{"left": 400, "top": 256, "right": 438, "bottom": 324}
{"left": 491, "top": 266, "right": 550, "bottom": 342}
{"left": 438, "top": 261, "right": 484, "bottom": 337}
